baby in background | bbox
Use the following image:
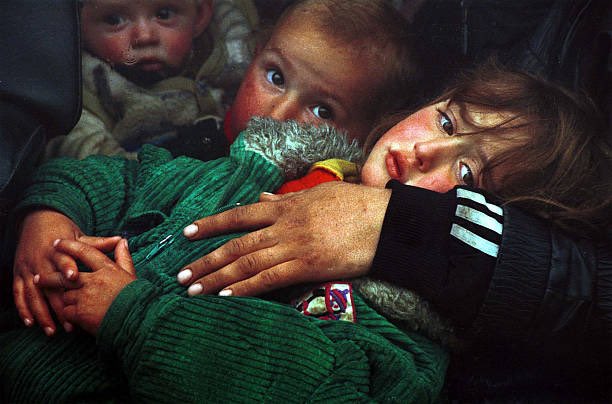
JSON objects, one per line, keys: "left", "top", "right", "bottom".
{"left": 43, "top": 0, "right": 257, "bottom": 161}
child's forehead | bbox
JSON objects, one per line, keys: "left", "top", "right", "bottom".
{"left": 451, "top": 101, "right": 518, "bottom": 132}
{"left": 265, "top": 26, "right": 384, "bottom": 103}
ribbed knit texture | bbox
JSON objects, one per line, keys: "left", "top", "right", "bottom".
{"left": 2, "top": 134, "right": 448, "bottom": 402}
{"left": 96, "top": 280, "right": 447, "bottom": 403}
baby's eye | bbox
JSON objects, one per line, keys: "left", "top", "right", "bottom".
{"left": 266, "top": 68, "right": 284, "bottom": 86}
{"left": 459, "top": 163, "right": 474, "bottom": 186}
{"left": 312, "top": 105, "right": 333, "bottom": 120}
{"left": 157, "top": 7, "right": 176, "bottom": 20}
{"left": 439, "top": 111, "right": 454, "bottom": 135}
{"left": 103, "top": 13, "right": 126, "bottom": 26}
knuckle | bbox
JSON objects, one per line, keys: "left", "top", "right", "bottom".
{"left": 237, "top": 254, "right": 260, "bottom": 276}
{"left": 196, "top": 254, "right": 217, "bottom": 272}
{"left": 76, "top": 244, "right": 89, "bottom": 256}
{"left": 229, "top": 206, "right": 251, "bottom": 227}
{"left": 227, "top": 237, "right": 248, "bottom": 256}
{"left": 258, "top": 270, "right": 281, "bottom": 290}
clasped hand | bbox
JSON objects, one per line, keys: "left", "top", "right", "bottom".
{"left": 13, "top": 208, "right": 135, "bottom": 336}
{"left": 34, "top": 237, "right": 136, "bottom": 335}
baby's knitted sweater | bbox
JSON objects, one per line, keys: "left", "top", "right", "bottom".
{"left": 1, "top": 119, "right": 448, "bottom": 402}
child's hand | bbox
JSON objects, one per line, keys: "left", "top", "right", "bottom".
{"left": 13, "top": 209, "right": 87, "bottom": 335}
{"left": 52, "top": 238, "right": 136, "bottom": 335}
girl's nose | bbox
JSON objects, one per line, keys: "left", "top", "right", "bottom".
{"left": 413, "top": 138, "right": 454, "bottom": 172}
{"left": 132, "top": 19, "right": 159, "bottom": 46}
{"left": 268, "top": 94, "right": 301, "bottom": 122}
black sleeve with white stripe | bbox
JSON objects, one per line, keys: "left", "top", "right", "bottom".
{"left": 370, "top": 181, "right": 501, "bottom": 329}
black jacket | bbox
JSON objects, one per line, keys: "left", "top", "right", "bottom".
{"left": 371, "top": 181, "right": 611, "bottom": 402}
{"left": 0, "top": 0, "right": 81, "bottom": 306}
{"left": 1, "top": 0, "right": 80, "bottom": 224}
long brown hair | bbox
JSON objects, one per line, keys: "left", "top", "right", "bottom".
{"left": 370, "top": 63, "right": 612, "bottom": 239}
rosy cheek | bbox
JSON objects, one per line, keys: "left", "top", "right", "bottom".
{"left": 164, "top": 33, "right": 194, "bottom": 66}
{"left": 413, "top": 175, "right": 456, "bottom": 193}
{"left": 90, "top": 37, "right": 132, "bottom": 64}
{"left": 231, "top": 77, "right": 265, "bottom": 136}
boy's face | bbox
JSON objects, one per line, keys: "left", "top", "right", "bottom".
{"left": 229, "top": 13, "right": 385, "bottom": 143}
{"left": 361, "top": 101, "right": 513, "bottom": 192}
{"left": 81, "top": 0, "right": 211, "bottom": 84}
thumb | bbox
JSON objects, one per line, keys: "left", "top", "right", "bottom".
{"left": 78, "top": 235, "right": 123, "bottom": 252}
{"left": 115, "top": 239, "right": 136, "bottom": 277}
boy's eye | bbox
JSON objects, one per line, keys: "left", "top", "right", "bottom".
{"left": 312, "top": 105, "right": 333, "bottom": 120}
{"left": 103, "top": 14, "right": 126, "bottom": 26}
{"left": 157, "top": 7, "right": 176, "bottom": 20}
{"left": 459, "top": 163, "right": 474, "bottom": 186}
{"left": 439, "top": 111, "right": 454, "bottom": 135}
{"left": 266, "top": 68, "right": 284, "bottom": 86}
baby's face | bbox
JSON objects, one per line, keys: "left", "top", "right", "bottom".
{"left": 81, "top": 0, "right": 210, "bottom": 84}
{"left": 229, "top": 13, "right": 385, "bottom": 143}
{"left": 361, "top": 101, "right": 514, "bottom": 192}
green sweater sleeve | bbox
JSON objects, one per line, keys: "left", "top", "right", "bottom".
{"left": 14, "top": 152, "right": 143, "bottom": 235}
{"left": 98, "top": 281, "right": 448, "bottom": 403}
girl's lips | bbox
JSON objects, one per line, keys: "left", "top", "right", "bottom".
{"left": 385, "top": 151, "right": 402, "bottom": 181}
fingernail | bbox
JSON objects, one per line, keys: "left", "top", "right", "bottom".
{"left": 183, "top": 224, "right": 198, "bottom": 237}
{"left": 262, "top": 192, "right": 275, "bottom": 195}
{"left": 122, "top": 238, "right": 129, "bottom": 249}
{"left": 53, "top": 239, "right": 61, "bottom": 247}
{"left": 44, "top": 327, "right": 55, "bottom": 337}
{"left": 177, "top": 269, "right": 192, "bottom": 284}
{"left": 64, "top": 322, "right": 73, "bottom": 332}
{"left": 219, "top": 289, "right": 233, "bottom": 297}
{"left": 33, "top": 274, "right": 40, "bottom": 284}
{"left": 24, "top": 318, "right": 33, "bottom": 327}
{"left": 187, "top": 283, "right": 203, "bottom": 296}
{"left": 66, "top": 270, "right": 75, "bottom": 280}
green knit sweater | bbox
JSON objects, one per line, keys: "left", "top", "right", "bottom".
{"left": 0, "top": 119, "right": 448, "bottom": 403}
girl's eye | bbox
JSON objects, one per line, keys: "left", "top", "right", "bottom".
{"left": 312, "top": 105, "right": 333, "bottom": 120}
{"left": 157, "top": 7, "right": 176, "bottom": 20}
{"left": 265, "top": 68, "right": 284, "bottom": 86}
{"left": 439, "top": 111, "right": 454, "bottom": 135}
{"left": 103, "top": 14, "right": 125, "bottom": 26}
{"left": 459, "top": 163, "right": 474, "bottom": 186}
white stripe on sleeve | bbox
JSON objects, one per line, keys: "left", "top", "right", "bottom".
{"left": 455, "top": 205, "right": 503, "bottom": 234}
{"left": 450, "top": 224, "right": 500, "bottom": 257}
{"left": 456, "top": 188, "right": 503, "bottom": 216}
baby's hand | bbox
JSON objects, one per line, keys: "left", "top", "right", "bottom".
{"left": 13, "top": 209, "right": 85, "bottom": 335}
{"left": 51, "top": 238, "right": 136, "bottom": 335}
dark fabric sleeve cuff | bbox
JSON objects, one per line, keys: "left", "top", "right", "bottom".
{"left": 471, "top": 207, "right": 551, "bottom": 342}
{"left": 370, "top": 181, "right": 455, "bottom": 302}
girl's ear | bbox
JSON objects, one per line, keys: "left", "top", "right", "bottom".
{"left": 193, "top": 0, "right": 213, "bottom": 37}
